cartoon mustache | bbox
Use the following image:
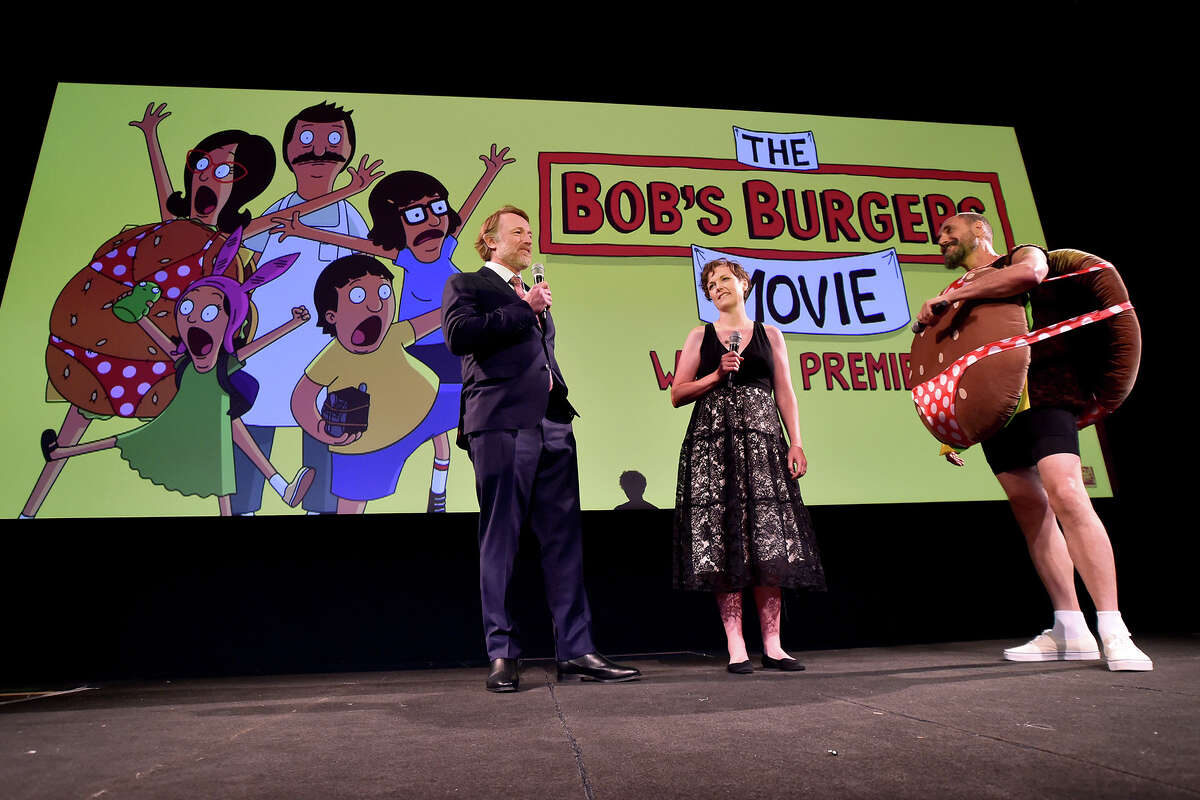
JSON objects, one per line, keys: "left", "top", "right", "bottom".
{"left": 291, "top": 151, "right": 347, "bottom": 166}
{"left": 414, "top": 229, "right": 445, "bottom": 246}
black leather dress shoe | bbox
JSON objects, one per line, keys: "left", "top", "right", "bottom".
{"left": 727, "top": 659, "right": 753, "bottom": 674}
{"left": 761, "top": 654, "right": 805, "bottom": 671}
{"left": 556, "top": 652, "right": 641, "bottom": 683}
{"left": 486, "top": 657, "right": 519, "bottom": 692}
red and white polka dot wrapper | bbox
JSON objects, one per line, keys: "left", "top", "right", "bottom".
{"left": 913, "top": 302, "right": 1132, "bottom": 447}
{"left": 47, "top": 220, "right": 230, "bottom": 417}
{"left": 913, "top": 263, "right": 1133, "bottom": 448}
{"left": 46, "top": 337, "right": 171, "bottom": 418}
{"left": 83, "top": 222, "right": 219, "bottom": 303}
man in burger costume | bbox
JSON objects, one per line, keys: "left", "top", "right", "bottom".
{"left": 915, "top": 212, "right": 1151, "bottom": 671}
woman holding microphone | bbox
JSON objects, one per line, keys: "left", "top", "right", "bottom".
{"left": 671, "top": 258, "right": 826, "bottom": 674}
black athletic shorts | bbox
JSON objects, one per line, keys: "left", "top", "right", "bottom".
{"left": 981, "top": 407, "right": 1080, "bottom": 475}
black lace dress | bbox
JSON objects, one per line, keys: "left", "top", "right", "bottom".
{"left": 673, "top": 322, "right": 826, "bottom": 592}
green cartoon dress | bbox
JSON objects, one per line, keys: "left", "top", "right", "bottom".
{"left": 116, "top": 361, "right": 239, "bottom": 497}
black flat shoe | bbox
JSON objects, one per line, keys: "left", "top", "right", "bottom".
{"left": 761, "top": 654, "right": 805, "bottom": 671}
{"left": 40, "top": 429, "right": 58, "bottom": 463}
{"left": 486, "top": 657, "right": 519, "bottom": 692}
{"left": 556, "top": 652, "right": 641, "bottom": 683}
{"left": 727, "top": 660, "right": 753, "bottom": 674}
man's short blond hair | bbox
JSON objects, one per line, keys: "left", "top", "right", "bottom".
{"left": 474, "top": 205, "right": 530, "bottom": 261}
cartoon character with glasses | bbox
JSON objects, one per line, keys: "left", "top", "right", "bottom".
{"left": 129, "top": 101, "right": 384, "bottom": 239}
{"left": 271, "top": 145, "right": 514, "bottom": 513}
{"left": 19, "top": 101, "right": 385, "bottom": 520}
{"left": 187, "top": 149, "right": 248, "bottom": 181}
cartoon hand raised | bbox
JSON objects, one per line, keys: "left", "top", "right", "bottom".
{"left": 346, "top": 154, "right": 385, "bottom": 193}
{"left": 130, "top": 102, "right": 170, "bottom": 134}
{"left": 480, "top": 144, "right": 515, "bottom": 174}
{"left": 112, "top": 281, "right": 162, "bottom": 323}
{"left": 291, "top": 306, "right": 311, "bottom": 324}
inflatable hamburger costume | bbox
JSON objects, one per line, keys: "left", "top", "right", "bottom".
{"left": 909, "top": 246, "right": 1139, "bottom": 456}
{"left": 46, "top": 219, "right": 250, "bottom": 419}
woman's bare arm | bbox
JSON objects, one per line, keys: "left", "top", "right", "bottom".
{"left": 670, "top": 326, "right": 739, "bottom": 407}
{"left": 129, "top": 102, "right": 174, "bottom": 222}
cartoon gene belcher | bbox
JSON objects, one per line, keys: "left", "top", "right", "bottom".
{"left": 291, "top": 254, "right": 441, "bottom": 513}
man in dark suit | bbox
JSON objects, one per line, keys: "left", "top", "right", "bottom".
{"left": 442, "top": 205, "right": 641, "bottom": 692}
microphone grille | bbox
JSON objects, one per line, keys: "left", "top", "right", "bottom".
{"left": 531, "top": 263, "right": 545, "bottom": 282}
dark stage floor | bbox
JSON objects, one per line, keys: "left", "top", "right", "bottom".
{"left": 3, "top": 637, "right": 1197, "bottom": 799}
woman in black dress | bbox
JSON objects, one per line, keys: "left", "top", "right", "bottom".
{"left": 671, "top": 258, "right": 825, "bottom": 673}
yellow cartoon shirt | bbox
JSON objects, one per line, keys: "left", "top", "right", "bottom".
{"left": 305, "top": 321, "right": 438, "bottom": 455}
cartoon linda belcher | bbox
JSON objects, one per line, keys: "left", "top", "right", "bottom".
{"left": 20, "top": 100, "right": 384, "bottom": 519}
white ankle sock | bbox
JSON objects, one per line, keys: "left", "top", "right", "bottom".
{"left": 1052, "top": 610, "right": 1089, "bottom": 639}
{"left": 269, "top": 473, "right": 288, "bottom": 497}
{"left": 1096, "top": 611, "right": 1129, "bottom": 640}
{"left": 431, "top": 458, "right": 450, "bottom": 494}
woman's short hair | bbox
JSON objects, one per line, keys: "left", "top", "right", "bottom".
{"left": 699, "top": 258, "right": 752, "bottom": 300}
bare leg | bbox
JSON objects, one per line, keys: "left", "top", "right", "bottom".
{"left": 717, "top": 591, "right": 748, "bottom": 663}
{"left": 434, "top": 431, "right": 450, "bottom": 460}
{"left": 23, "top": 406, "right": 93, "bottom": 517}
{"left": 50, "top": 436, "right": 119, "bottom": 459}
{"left": 231, "top": 420, "right": 315, "bottom": 509}
{"left": 1037, "top": 453, "right": 1118, "bottom": 611}
{"left": 753, "top": 586, "right": 791, "bottom": 660}
{"left": 996, "top": 467, "right": 1080, "bottom": 611}
{"left": 337, "top": 497, "right": 367, "bottom": 514}
{"left": 218, "top": 495, "right": 232, "bottom": 516}
{"left": 232, "top": 419, "right": 277, "bottom": 479}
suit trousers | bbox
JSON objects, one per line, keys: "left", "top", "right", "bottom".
{"left": 469, "top": 418, "right": 595, "bottom": 660}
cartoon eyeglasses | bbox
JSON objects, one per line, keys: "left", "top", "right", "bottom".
{"left": 402, "top": 199, "right": 450, "bottom": 224}
{"left": 186, "top": 150, "right": 248, "bottom": 183}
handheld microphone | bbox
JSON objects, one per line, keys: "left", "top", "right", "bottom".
{"left": 727, "top": 329, "right": 742, "bottom": 386}
{"left": 531, "top": 263, "right": 547, "bottom": 325}
{"left": 912, "top": 301, "right": 950, "bottom": 334}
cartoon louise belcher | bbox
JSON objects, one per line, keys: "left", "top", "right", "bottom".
{"left": 40, "top": 229, "right": 316, "bottom": 515}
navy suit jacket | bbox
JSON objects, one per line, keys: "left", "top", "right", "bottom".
{"left": 442, "top": 266, "right": 577, "bottom": 450}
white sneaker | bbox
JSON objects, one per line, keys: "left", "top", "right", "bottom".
{"left": 1003, "top": 629, "right": 1100, "bottom": 662}
{"left": 1101, "top": 634, "right": 1154, "bottom": 671}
